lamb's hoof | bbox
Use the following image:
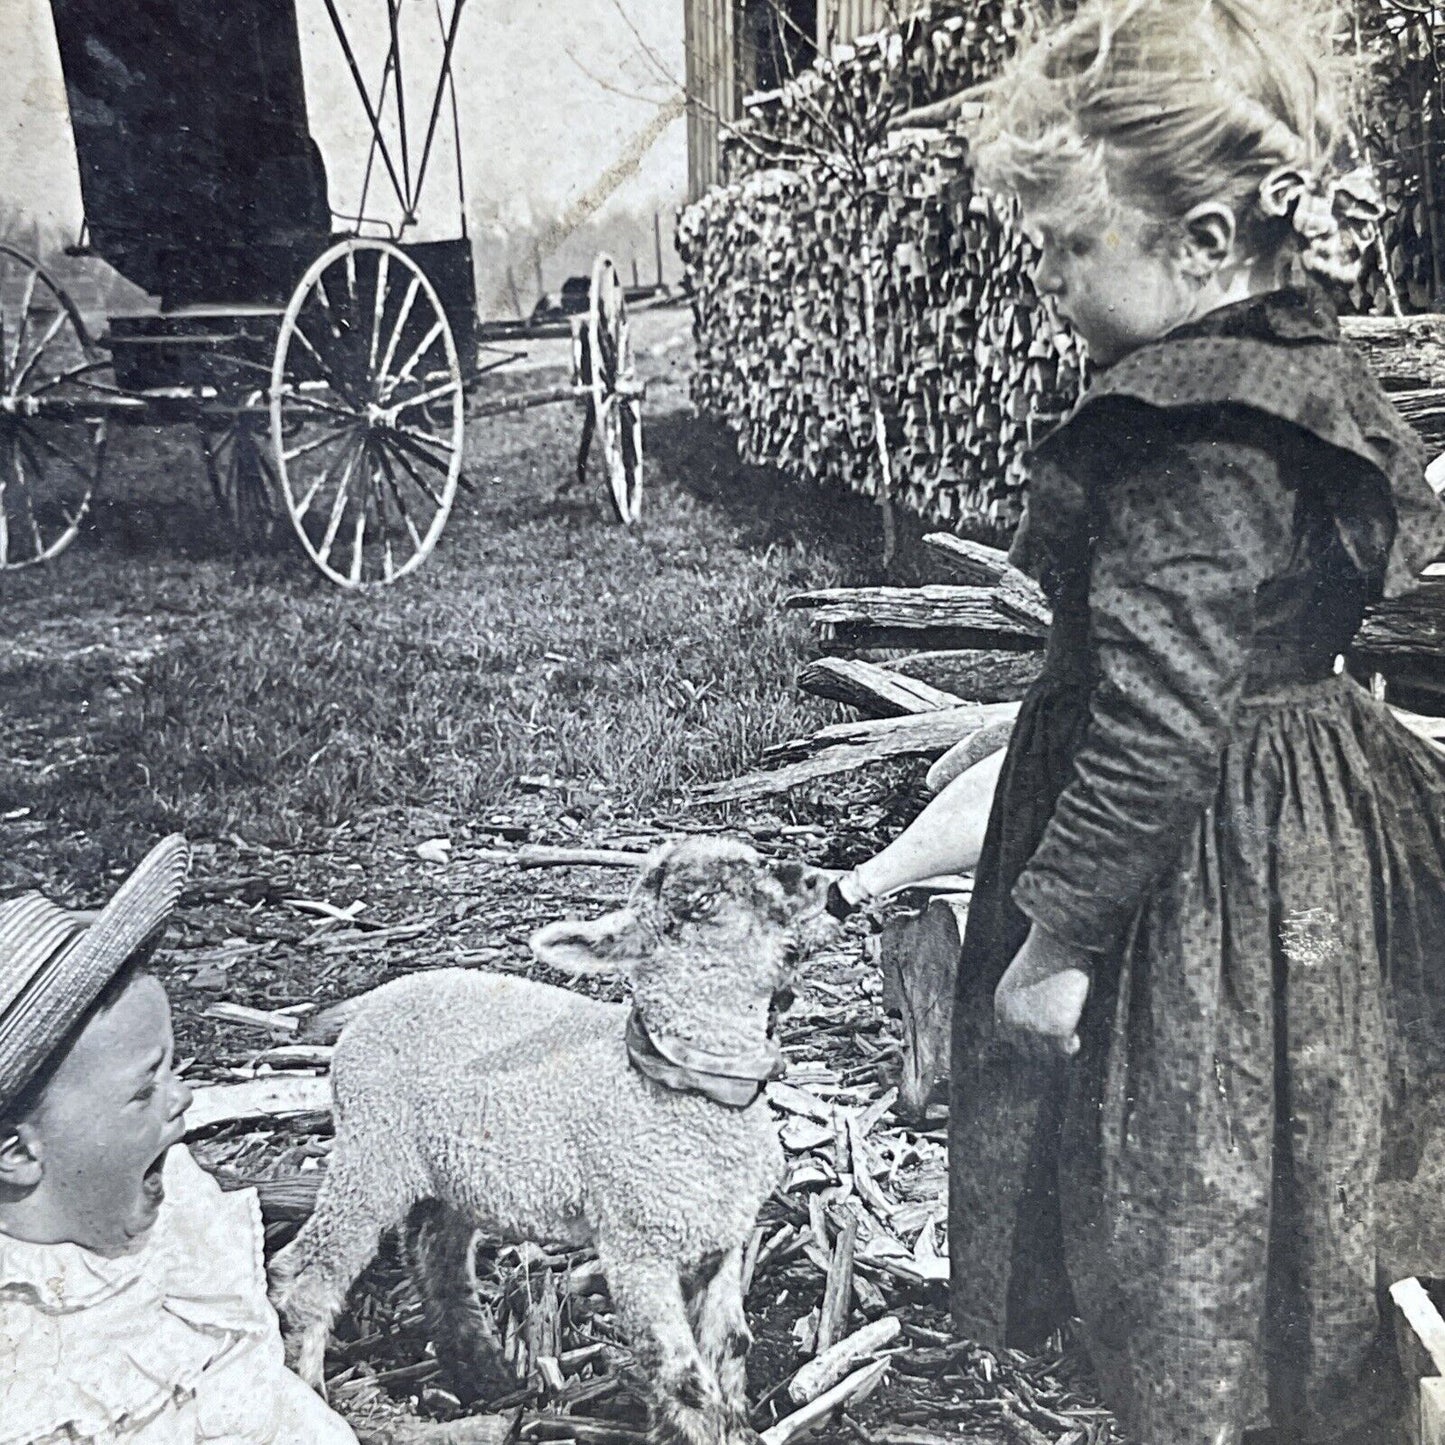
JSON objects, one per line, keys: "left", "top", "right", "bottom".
{"left": 440, "top": 1348, "right": 518, "bottom": 1409}
{"left": 649, "top": 1399, "right": 741, "bottom": 1445}
{"left": 291, "top": 1329, "right": 330, "bottom": 1395}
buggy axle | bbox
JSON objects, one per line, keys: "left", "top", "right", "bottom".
{"left": 1, "top": 240, "right": 644, "bottom": 582}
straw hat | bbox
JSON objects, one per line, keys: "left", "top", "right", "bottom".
{"left": 0, "top": 835, "right": 190, "bottom": 1110}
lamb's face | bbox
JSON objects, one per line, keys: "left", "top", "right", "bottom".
{"left": 635, "top": 837, "right": 833, "bottom": 994}
{"left": 529, "top": 837, "right": 833, "bottom": 1003}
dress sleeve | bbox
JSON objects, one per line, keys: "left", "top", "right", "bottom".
{"left": 1012, "top": 420, "right": 1296, "bottom": 951}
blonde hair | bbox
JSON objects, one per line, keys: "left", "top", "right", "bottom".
{"left": 969, "top": 0, "right": 1360, "bottom": 266}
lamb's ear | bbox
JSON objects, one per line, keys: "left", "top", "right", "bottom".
{"left": 530, "top": 909, "right": 644, "bottom": 975}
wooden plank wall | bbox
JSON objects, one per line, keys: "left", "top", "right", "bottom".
{"left": 685, "top": 0, "right": 738, "bottom": 201}
{"left": 817, "top": 0, "right": 923, "bottom": 52}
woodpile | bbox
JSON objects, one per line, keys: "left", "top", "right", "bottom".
{"left": 1353, "top": 3, "right": 1445, "bottom": 317}
{"left": 676, "top": 0, "right": 1085, "bottom": 535}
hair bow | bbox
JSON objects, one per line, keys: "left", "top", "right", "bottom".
{"left": 1257, "top": 163, "right": 1386, "bottom": 285}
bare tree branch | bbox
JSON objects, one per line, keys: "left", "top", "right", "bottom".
{"left": 564, "top": 45, "right": 680, "bottom": 105}
{"left": 606, "top": 0, "right": 688, "bottom": 92}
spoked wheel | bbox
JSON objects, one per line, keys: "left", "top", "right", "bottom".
{"left": 200, "top": 409, "right": 280, "bottom": 547}
{"left": 0, "top": 244, "right": 107, "bottom": 568}
{"left": 586, "top": 253, "right": 642, "bottom": 524}
{"left": 270, "top": 238, "right": 464, "bottom": 588}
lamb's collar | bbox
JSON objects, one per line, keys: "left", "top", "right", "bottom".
{"left": 625, "top": 1006, "right": 784, "bottom": 1108}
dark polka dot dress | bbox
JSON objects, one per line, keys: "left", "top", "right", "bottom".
{"left": 946, "top": 288, "right": 1445, "bottom": 1445}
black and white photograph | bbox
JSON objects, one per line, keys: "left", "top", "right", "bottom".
{"left": 5, "top": 1, "right": 1445, "bottom": 1442}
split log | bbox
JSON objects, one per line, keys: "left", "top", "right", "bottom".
{"left": 1389, "top": 706, "right": 1445, "bottom": 749}
{"left": 1389, "top": 1278, "right": 1445, "bottom": 1445}
{"left": 767, "top": 1081, "right": 835, "bottom": 1123}
{"left": 691, "top": 744, "right": 918, "bottom": 804}
{"left": 846, "top": 559, "right": 1445, "bottom": 686}
{"left": 515, "top": 846, "right": 649, "bottom": 869}
{"left": 788, "top": 1317, "right": 902, "bottom": 1405}
{"left": 741, "top": 1224, "right": 768, "bottom": 1296}
{"left": 762, "top": 702, "right": 1021, "bottom": 767}
{"left": 202, "top": 1001, "right": 301, "bottom": 1034}
{"left": 1357, "top": 584, "right": 1445, "bottom": 661}
{"left": 828, "top": 623, "right": 1043, "bottom": 654}
{"left": 1390, "top": 389, "right": 1445, "bottom": 452}
{"left": 816, "top": 1216, "right": 859, "bottom": 1354}
{"left": 881, "top": 649, "right": 1043, "bottom": 704}
{"left": 787, "top": 585, "right": 1046, "bottom": 651}
{"left": 760, "top": 1358, "right": 891, "bottom": 1445}
{"left": 691, "top": 704, "right": 1019, "bottom": 805}
{"left": 998, "top": 1413, "right": 1054, "bottom": 1445}
{"left": 846, "top": 1116, "right": 898, "bottom": 1222}
{"left": 796, "top": 658, "right": 964, "bottom": 717}
{"left": 920, "top": 534, "right": 1009, "bottom": 586}
{"left": 879, "top": 894, "right": 967, "bottom": 1124}
{"left": 993, "top": 568, "right": 1052, "bottom": 632}
{"left": 1340, "top": 314, "right": 1445, "bottom": 389}
{"left": 185, "top": 1075, "right": 332, "bottom": 1132}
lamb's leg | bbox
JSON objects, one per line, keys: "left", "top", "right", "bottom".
{"left": 603, "top": 1254, "right": 752, "bottom": 1445}
{"left": 684, "top": 1246, "right": 753, "bottom": 1433}
{"left": 269, "top": 1143, "right": 419, "bottom": 1391}
{"left": 404, "top": 1199, "right": 515, "bottom": 1405}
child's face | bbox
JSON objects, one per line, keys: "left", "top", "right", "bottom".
{"left": 1023, "top": 201, "right": 1200, "bottom": 366}
{"left": 22, "top": 973, "right": 193, "bottom": 1254}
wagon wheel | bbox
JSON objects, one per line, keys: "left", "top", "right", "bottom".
{"left": 0, "top": 244, "right": 107, "bottom": 568}
{"left": 200, "top": 409, "right": 280, "bottom": 547}
{"left": 586, "top": 253, "right": 643, "bottom": 525}
{"left": 270, "top": 238, "right": 464, "bottom": 588}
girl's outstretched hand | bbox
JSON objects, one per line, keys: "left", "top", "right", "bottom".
{"left": 995, "top": 924, "right": 1092, "bottom": 1058}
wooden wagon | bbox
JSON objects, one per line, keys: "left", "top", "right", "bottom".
{"left": 1, "top": 0, "right": 644, "bottom": 589}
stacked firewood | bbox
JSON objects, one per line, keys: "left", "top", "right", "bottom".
{"left": 718, "top": 0, "right": 1043, "bottom": 183}
{"left": 676, "top": 0, "right": 1085, "bottom": 536}
{"left": 677, "top": 134, "right": 1083, "bottom": 532}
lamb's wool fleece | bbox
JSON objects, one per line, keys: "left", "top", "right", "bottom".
{"left": 322, "top": 967, "right": 783, "bottom": 1267}
{"left": 274, "top": 836, "right": 832, "bottom": 1445}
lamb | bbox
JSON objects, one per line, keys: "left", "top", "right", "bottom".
{"left": 270, "top": 836, "right": 834, "bottom": 1445}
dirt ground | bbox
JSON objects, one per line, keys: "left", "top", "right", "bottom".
{"left": 0, "top": 301, "right": 1118, "bottom": 1444}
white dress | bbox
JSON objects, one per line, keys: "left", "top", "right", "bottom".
{"left": 0, "top": 1146, "right": 357, "bottom": 1445}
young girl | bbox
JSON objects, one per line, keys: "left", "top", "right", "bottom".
{"left": 0, "top": 835, "right": 358, "bottom": 1445}
{"left": 834, "top": 2, "right": 1445, "bottom": 1440}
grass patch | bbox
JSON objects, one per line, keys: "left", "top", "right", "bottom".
{"left": 0, "top": 312, "right": 881, "bottom": 854}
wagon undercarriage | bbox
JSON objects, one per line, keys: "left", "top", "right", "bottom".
{"left": 8, "top": 0, "right": 647, "bottom": 588}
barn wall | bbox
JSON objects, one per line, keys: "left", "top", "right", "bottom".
{"left": 817, "top": 0, "right": 922, "bottom": 48}
{"left": 820, "top": 0, "right": 895, "bottom": 47}
{"left": 685, "top": 0, "right": 737, "bottom": 202}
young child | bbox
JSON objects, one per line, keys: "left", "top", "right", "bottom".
{"left": 0, "top": 835, "right": 358, "bottom": 1445}
{"left": 834, "top": 2, "right": 1445, "bottom": 1441}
